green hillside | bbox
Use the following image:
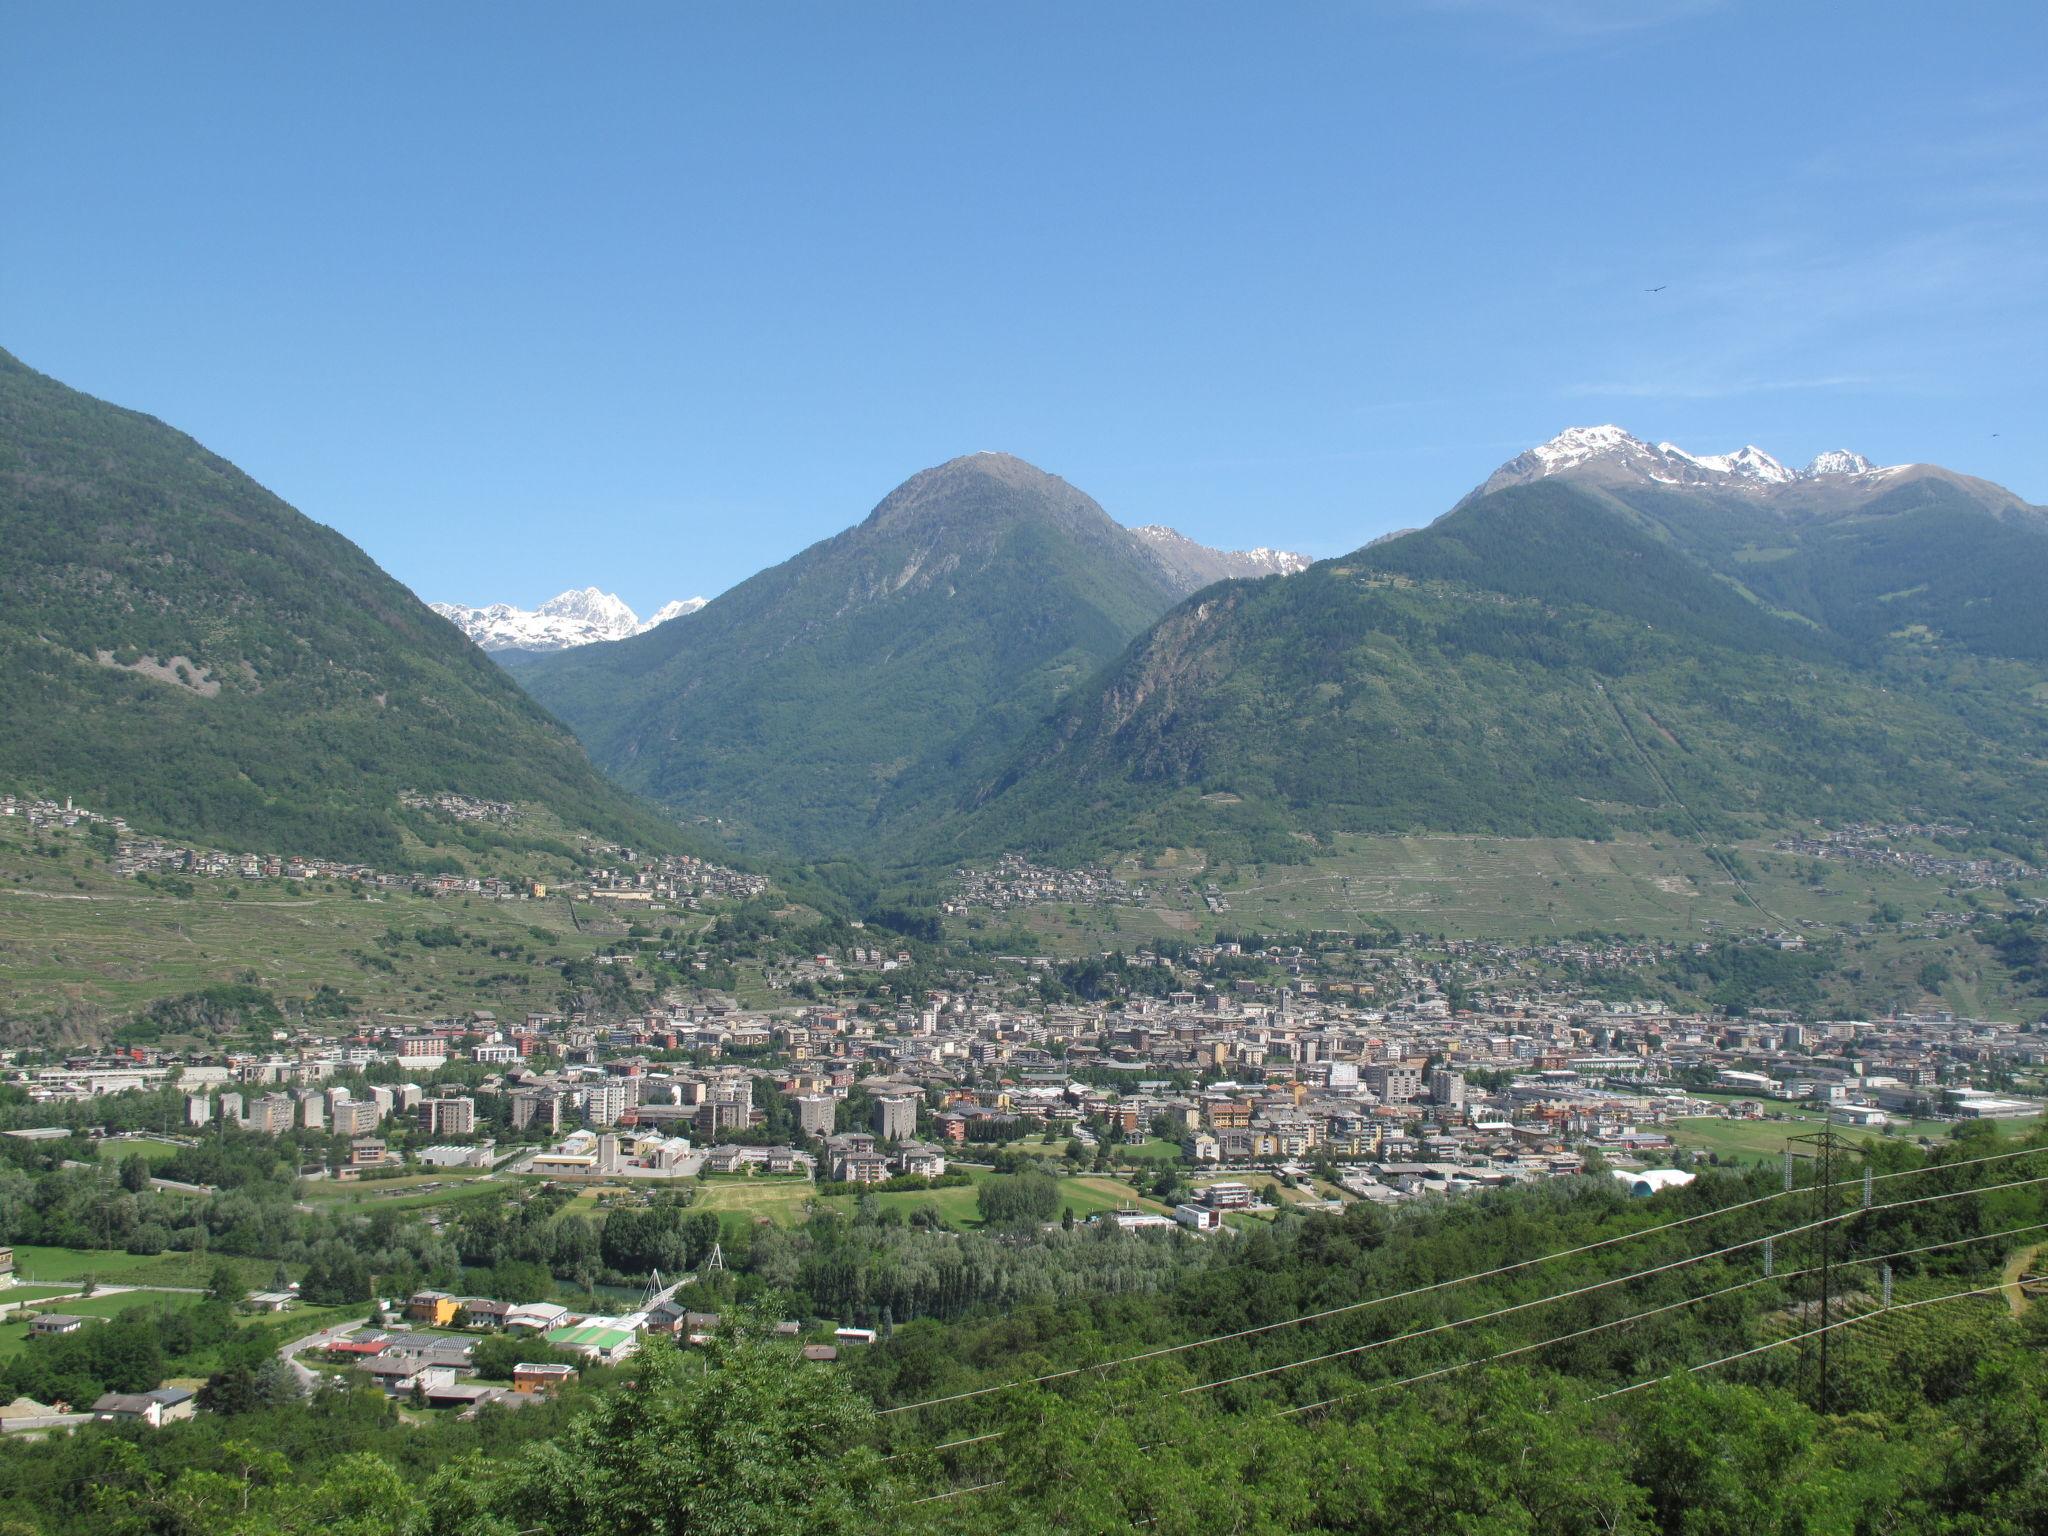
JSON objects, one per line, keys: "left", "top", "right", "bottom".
{"left": 906, "top": 477, "right": 2048, "bottom": 868}
{"left": 0, "top": 348, "right": 682, "bottom": 864}
{"left": 519, "top": 452, "right": 1213, "bottom": 857}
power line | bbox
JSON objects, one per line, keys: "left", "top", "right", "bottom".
{"left": 1274, "top": 1217, "right": 2048, "bottom": 1419}
{"left": 875, "top": 1142, "right": 2048, "bottom": 1420}
{"left": 901, "top": 1222, "right": 2044, "bottom": 1505}
{"left": 1587, "top": 1281, "right": 2010, "bottom": 1403}
{"left": 1180, "top": 1170, "right": 2048, "bottom": 1399}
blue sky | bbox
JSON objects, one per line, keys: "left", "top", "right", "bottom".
{"left": 4, "top": 1, "right": 2043, "bottom": 612}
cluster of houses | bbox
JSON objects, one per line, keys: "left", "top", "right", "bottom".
{"left": 581, "top": 846, "right": 770, "bottom": 907}
{"left": 944, "top": 854, "right": 1146, "bottom": 914}
{"left": 1774, "top": 820, "right": 2040, "bottom": 887}
{"left": 2, "top": 790, "right": 545, "bottom": 899}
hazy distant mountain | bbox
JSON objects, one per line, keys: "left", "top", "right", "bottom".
{"left": 1130, "top": 525, "right": 1310, "bottom": 587}
{"left": 904, "top": 429, "right": 2048, "bottom": 869}
{"left": 432, "top": 587, "right": 706, "bottom": 653}
{"left": 517, "top": 452, "right": 1304, "bottom": 855}
{"left": 0, "top": 347, "right": 686, "bottom": 863}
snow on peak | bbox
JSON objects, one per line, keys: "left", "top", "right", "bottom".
{"left": 1131, "top": 524, "right": 1309, "bottom": 576}
{"left": 1486, "top": 426, "right": 1895, "bottom": 495}
{"left": 1689, "top": 445, "right": 1794, "bottom": 484}
{"left": 1806, "top": 450, "right": 1874, "bottom": 477}
{"left": 1527, "top": 425, "right": 1648, "bottom": 472}
{"left": 644, "top": 597, "right": 709, "bottom": 626}
{"left": 432, "top": 587, "right": 705, "bottom": 652}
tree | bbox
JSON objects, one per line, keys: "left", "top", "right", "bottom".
{"left": 444, "top": 1329, "right": 893, "bottom": 1536}
{"left": 117, "top": 1153, "right": 150, "bottom": 1194}
{"left": 300, "top": 1241, "right": 372, "bottom": 1305}
{"left": 207, "top": 1260, "right": 245, "bottom": 1307}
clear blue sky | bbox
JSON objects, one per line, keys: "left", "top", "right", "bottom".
{"left": 5, "top": 1, "right": 2043, "bottom": 612}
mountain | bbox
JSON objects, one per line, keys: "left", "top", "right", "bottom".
{"left": 909, "top": 430, "right": 2048, "bottom": 868}
{"left": 517, "top": 451, "right": 1306, "bottom": 856}
{"left": 431, "top": 587, "right": 707, "bottom": 654}
{"left": 1130, "top": 525, "right": 1310, "bottom": 586}
{"left": 0, "top": 347, "right": 686, "bottom": 865}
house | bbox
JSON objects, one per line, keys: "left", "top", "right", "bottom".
{"left": 91, "top": 1387, "right": 196, "bottom": 1427}
{"left": 505, "top": 1302, "right": 571, "bottom": 1333}
{"left": 458, "top": 1297, "right": 512, "bottom": 1328}
{"left": 29, "top": 1315, "right": 85, "bottom": 1337}
{"left": 800, "top": 1344, "right": 839, "bottom": 1363}
{"left": 0, "top": 1248, "right": 13, "bottom": 1284}
{"left": 833, "top": 1326, "right": 878, "bottom": 1346}
{"left": 406, "top": 1290, "right": 462, "bottom": 1327}
{"left": 642, "top": 1299, "right": 690, "bottom": 1337}
{"left": 1174, "top": 1203, "right": 1223, "bottom": 1232}
{"left": 246, "top": 1290, "right": 297, "bottom": 1312}
{"left": 512, "top": 1362, "right": 578, "bottom": 1394}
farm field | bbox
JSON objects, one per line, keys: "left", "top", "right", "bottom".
{"left": 300, "top": 1170, "right": 502, "bottom": 1214}
{"left": 974, "top": 831, "right": 1970, "bottom": 948}
{"left": 0, "top": 814, "right": 603, "bottom": 1026}
{"left": 690, "top": 1170, "right": 1166, "bottom": 1233}
{"left": 4, "top": 1245, "right": 284, "bottom": 1291}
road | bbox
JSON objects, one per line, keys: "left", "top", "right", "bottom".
{"left": 2001, "top": 1241, "right": 2046, "bottom": 1316}
{"left": 278, "top": 1319, "right": 362, "bottom": 1392}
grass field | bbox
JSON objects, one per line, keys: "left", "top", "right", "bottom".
{"left": 6, "top": 1245, "right": 284, "bottom": 1290}
{"left": 1664, "top": 1110, "right": 2023, "bottom": 1166}
{"left": 690, "top": 1178, "right": 822, "bottom": 1233}
{"left": 689, "top": 1170, "right": 1166, "bottom": 1233}
{"left": 0, "top": 1286, "right": 212, "bottom": 1360}
{"left": 300, "top": 1170, "right": 501, "bottom": 1214}
{"left": 94, "top": 1136, "right": 189, "bottom": 1164}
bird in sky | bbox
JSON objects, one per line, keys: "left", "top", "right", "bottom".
{"left": 1644, "top": 285, "right": 1666, "bottom": 292}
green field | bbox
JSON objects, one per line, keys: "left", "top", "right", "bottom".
{"left": 300, "top": 1170, "right": 501, "bottom": 1214}
{"left": 1664, "top": 1110, "right": 2024, "bottom": 1167}
{"left": 690, "top": 1177, "right": 822, "bottom": 1233}
{"left": 94, "top": 1136, "right": 189, "bottom": 1165}
{"left": 5, "top": 1245, "right": 284, "bottom": 1290}
{"left": 822, "top": 1183, "right": 985, "bottom": 1226}
{"left": 688, "top": 1170, "right": 1166, "bottom": 1233}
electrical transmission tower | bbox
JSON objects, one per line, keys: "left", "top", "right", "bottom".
{"left": 1788, "top": 1124, "right": 1857, "bottom": 1413}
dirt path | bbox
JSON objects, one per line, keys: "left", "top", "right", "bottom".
{"left": 2000, "top": 1241, "right": 2045, "bottom": 1315}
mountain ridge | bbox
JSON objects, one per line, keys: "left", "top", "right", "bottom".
{"left": 891, "top": 436, "right": 2048, "bottom": 869}
{"left": 432, "top": 587, "right": 707, "bottom": 653}
{"left": 516, "top": 451, "right": 1308, "bottom": 855}
{"left": 0, "top": 346, "right": 689, "bottom": 865}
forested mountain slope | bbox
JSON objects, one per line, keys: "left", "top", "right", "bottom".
{"left": 0, "top": 348, "right": 682, "bottom": 863}
{"left": 518, "top": 452, "right": 1302, "bottom": 856}
{"left": 907, "top": 461, "right": 2048, "bottom": 869}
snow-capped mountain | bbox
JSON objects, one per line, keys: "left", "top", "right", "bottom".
{"left": 432, "top": 587, "right": 706, "bottom": 653}
{"left": 1471, "top": 425, "right": 1900, "bottom": 501}
{"left": 1131, "top": 524, "right": 1310, "bottom": 587}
